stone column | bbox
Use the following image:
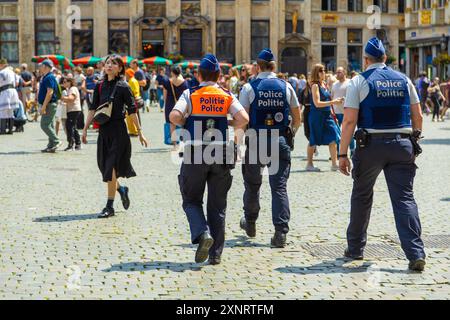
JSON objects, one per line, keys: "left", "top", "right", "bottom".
{"left": 405, "top": 0, "right": 413, "bottom": 28}
{"left": 418, "top": 47, "right": 424, "bottom": 74}
{"left": 431, "top": 0, "right": 439, "bottom": 25}
{"left": 55, "top": 0, "right": 72, "bottom": 58}
{"left": 93, "top": 0, "right": 108, "bottom": 57}
{"left": 166, "top": 0, "right": 181, "bottom": 54}
{"left": 337, "top": 27, "right": 347, "bottom": 71}
{"left": 236, "top": 0, "right": 251, "bottom": 63}
{"left": 130, "top": 0, "right": 144, "bottom": 57}
{"left": 18, "top": 0, "right": 35, "bottom": 65}
{"left": 201, "top": 0, "right": 216, "bottom": 54}
{"left": 270, "top": 0, "right": 284, "bottom": 63}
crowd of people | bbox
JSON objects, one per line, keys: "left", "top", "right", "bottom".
{"left": 1, "top": 35, "right": 444, "bottom": 271}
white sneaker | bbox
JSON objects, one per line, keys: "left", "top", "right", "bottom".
{"left": 306, "top": 165, "right": 321, "bottom": 172}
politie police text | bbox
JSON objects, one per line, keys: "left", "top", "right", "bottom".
{"left": 258, "top": 90, "right": 285, "bottom": 107}
{"left": 375, "top": 80, "right": 405, "bottom": 98}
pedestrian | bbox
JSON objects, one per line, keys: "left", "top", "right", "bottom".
{"left": 125, "top": 68, "right": 141, "bottom": 136}
{"left": 60, "top": 76, "right": 82, "bottom": 151}
{"left": 82, "top": 54, "right": 148, "bottom": 218}
{"left": 417, "top": 71, "right": 430, "bottom": 114}
{"left": 238, "top": 48, "right": 301, "bottom": 248}
{"left": 299, "top": 77, "right": 312, "bottom": 142}
{"left": 169, "top": 53, "right": 249, "bottom": 265}
{"left": 306, "top": 64, "right": 342, "bottom": 172}
{"left": 83, "top": 67, "right": 98, "bottom": 111}
{"left": 0, "top": 59, "right": 21, "bottom": 135}
{"left": 339, "top": 37, "right": 426, "bottom": 272}
{"left": 440, "top": 78, "right": 450, "bottom": 121}
{"left": 288, "top": 73, "right": 299, "bottom": 94}
{"left": 37, "top": 59, "right": 61, "bottom": 152}
{"left": 55, "top": 82, "right": 67, "bottom": 138}
{"left": 298, "top": 74, "right": 307, "bottom": 94}
{"left": 156, "top": 65, "right": 189, "bottom": 151}
{"left": 428, "top": 78, "right": 446, "bottom": 122}
{"left": 229, "top": 68, "right": 240, "bottom": 97}
{"left": 331, "top": 67, "right": 355, "bottom": 155}
{"left": 13, "top": 100, "right": 27, "bottom": 132}
{"left": 20, "top": 63, "right": 33, "bottom": 109}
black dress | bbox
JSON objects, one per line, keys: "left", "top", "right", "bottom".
{"left": 90, "top": 77, "right": 137, "bottom": 182}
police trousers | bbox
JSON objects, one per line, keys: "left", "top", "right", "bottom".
{"left": 347, "top": 134, "right": 426, "bottom": 261}
{"left": 242, "top": 136, "right": 291, "bottom": 234}
{"left": 178, "top": 162, "right": 233, "bottom": 258}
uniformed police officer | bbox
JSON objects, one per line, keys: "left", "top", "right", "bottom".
{"left": 339, "top": 38, "right": 426, "bottom": 271}
{"left": 239, "top": 49, "right": 301, "bottom": 248}
{"left": 169, "top": 54, "right": 249, "bottom": 265}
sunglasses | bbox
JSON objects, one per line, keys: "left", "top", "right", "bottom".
{"left": 319, "top": 69, "right": 326, "bottom": 73}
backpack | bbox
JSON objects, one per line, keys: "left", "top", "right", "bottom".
{"left": 143, "top": 72, "right": 151, "bottom": 91}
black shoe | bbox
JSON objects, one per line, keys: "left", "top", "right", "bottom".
{"left": 118, "top": 186, "right": 130, "bottom": 210}
{"left": 208, "top": 256, "right": 221, "bottom": 265}
{"left": 240, "top": 217, "right": 256, "bottom": 238}
{"left": 64, "top": 145, "right": 74, "bottom": 151}
{"left": 98, "top": 207, "right": 115, "bottom": 219}
{"left": 271, "top": 231, "right": 287, "bottom": 248}
{"left": 42, "top": 147, "right": 56, "bottom": 153}
{"left": 344, "top": 248, "right": 364, "bottom": 260}
{"left": 75, "top": 144, "right": 82, "bottom": 151}
{"left": 408, "top": 259, "right": 426, "bottom": 272}
{"left": 195, "top": 232, "right": 214, "bottom": 263}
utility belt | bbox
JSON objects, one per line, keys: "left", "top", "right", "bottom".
{"left": 181, "top": 142, "right": 237, "bottom": 169}
{"left": 354, "top": 129, "right": 423, "bottom": 156}
{"left": 247, "top": 127, "right": 294, "bottom": 150}
{"left": 0, "top": 84, "right": 14, "bottom": 93}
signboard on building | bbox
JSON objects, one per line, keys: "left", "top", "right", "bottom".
{"left": 322, "top": 14, "right": 339, "bottom": 24}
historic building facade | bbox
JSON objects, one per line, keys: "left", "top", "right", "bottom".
{"left": 405, "top": 0, "right": 450, "bottom": 79}
{"left": 0, "top": 0, "right": 448, "bottom": 77}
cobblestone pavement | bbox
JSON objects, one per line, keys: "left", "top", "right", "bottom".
{"left": 0, "top": 108, "right": 449, "bottom": 300}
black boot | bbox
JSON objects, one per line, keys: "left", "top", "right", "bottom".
{"left": 271, "top": 231, "right": 287, "bottom": 248}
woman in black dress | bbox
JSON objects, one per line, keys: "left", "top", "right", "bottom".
{"left": 82, "top": 55, "right": 148, "bottom": 218}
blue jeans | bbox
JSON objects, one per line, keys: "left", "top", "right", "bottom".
{"left": 336, "top": 114, "right": 356, "bottom": 154}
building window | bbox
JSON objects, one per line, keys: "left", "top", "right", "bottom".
{"left": 321, "top": 28, "right": 337, "bottom": 72}
{"left": 373, "top": 0, "right": 389, "bottom": 13}
{"left": 422, "top": 0, "right": 431, "bottom": 9}
{"left": 413, "top": 0, "right": 420, "bottom": 11}
{"left": 180, "top": 29, "right": 203, "bottom": 60}
{"left": 398, "top": 0, "right": 405, "bottom": 13}
{"left": 285, "top": 19, "right": 304, "bottom": 34}
{"left": 35, "top": 20, "right": 55, "bottom": 56}
{"left": 348, "top": 29, "right": 363, "bottom": 72}
{"left": 251, "top": 20, "right": 270, "bottom": 61}
{"left": 142, "top": 29, "right": 164, "bottom": 58}
{"left": 216, "top": 21, "right": 235, "bottom": 64}
{"left": 348, "top": 0, "right": 363, "bottom": 12}
{"left": 322, "top": 0, "right": 337, "bottom": 11}
{"left": 72, "top": 20, "right": 93, "bottom": 59}
{"left": 108, "top": 20, "right": 130, "bottom": 55}
{"left": 0, "top": 21, "right": 18, "bottom": 63}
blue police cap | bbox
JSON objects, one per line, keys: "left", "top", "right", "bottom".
{"left": 365, "top": 37, "right": 386, "bottom": 58}
{"left": 257, "top": 48, "right": 275, "bottom": 62}
{"left": 199, "top": 54, "right": 220, "bottom": 72}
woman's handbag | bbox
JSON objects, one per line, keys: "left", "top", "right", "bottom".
{"left": 93, "top": 82, "right": 118, "bottom": 125}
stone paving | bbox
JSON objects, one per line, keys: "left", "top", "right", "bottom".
{"left": 0, "top": 108, "right": 449, "bottom": 300}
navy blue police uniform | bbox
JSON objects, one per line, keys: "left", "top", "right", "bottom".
{"left": 343, "top": 38, "right": 426, "bottom": 269}
{"left": 239, "top": 49, "right": 300, "bottom": 247}
{"left": 173, "top": 54, "right": 245, "bottom": 264}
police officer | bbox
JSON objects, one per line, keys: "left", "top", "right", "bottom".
{"left": 239, "top": 49, "right": 301, "bottom": 248}
{"left": 169, "top": 54, "right": 249, "bottom": 265}
{"left": 339, "top": 37, "right": 426, "bottom": 271}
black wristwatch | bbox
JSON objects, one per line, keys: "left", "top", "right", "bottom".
{"left": 338, "top": 154, "right": 348, "bottom": 159}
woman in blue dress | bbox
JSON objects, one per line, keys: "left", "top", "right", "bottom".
{"left": 307, "top": 64, "right": 343, "bottom": 172}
